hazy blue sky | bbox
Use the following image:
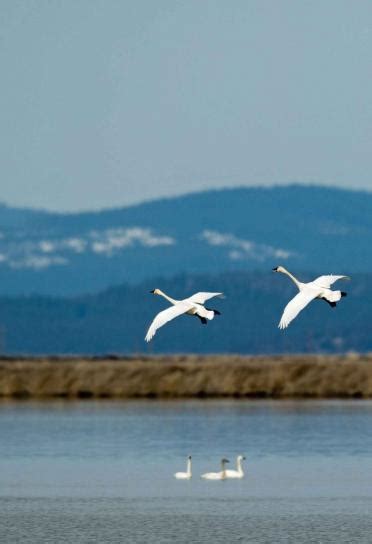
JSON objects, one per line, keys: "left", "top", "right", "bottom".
{"left": 1, "top": 1, "right": 372, "bottom": 211}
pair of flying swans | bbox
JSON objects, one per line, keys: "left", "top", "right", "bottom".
{"left": 145, "top": 289, "right": 223, "bottom": 342}
{"left": 174, "top": 455, "right": 246, "bottom": 480}
{"left": 145, "top": 267, "right": 349, "bottom": 340}
{"left": 273, "top": 266, "right": 349, "bottom": 329}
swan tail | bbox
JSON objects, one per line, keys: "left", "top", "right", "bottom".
{"left": 197, "top": 308, "right": 215, "bottom": 321}
{"left": 205, "top": 308, "right": 221, "bottom": 316}
{"left": 323, "top": 290, "right": 344, "bottom": 303}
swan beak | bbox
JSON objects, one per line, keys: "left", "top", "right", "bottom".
{"left": 272, "top": 267, "right": 278, "bottom": 272}
{"left": 242, "top": 456, "right": 246, "bottom": 460}
{"left": 149, "top": 289, "right": 155, "bottom": 294}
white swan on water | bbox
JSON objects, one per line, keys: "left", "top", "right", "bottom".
{"left": 201, "top": 458, "right": 230, "bottom": 480}
{"left": 174, "top": 456, "right": 192, "bottom": 479}
{"left": 225, "top": 455, "right": 246, "bottom": 479}
{"left": 145, "top": 289, "right": 223, "bottom": 342}
{"left": 273, "top": 266, "right": 350, "bottom": 329}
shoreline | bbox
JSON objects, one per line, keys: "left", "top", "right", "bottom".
{"left": 0, "top": 354, "right": 371, "bottom": 399}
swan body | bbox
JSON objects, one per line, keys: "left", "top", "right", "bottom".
{"left": 201, "top": 458, "right": 230, "bottom": 480}
{"left": 225, "top": 455, "right": 246, "bottom": 479}
{"left": 273, "top": 266, "right": 349, "bottom": 329}
{"left": 174, "top": 456, "right": 192, "bottom": 480}
{"left": 145, "top": 289, "right": 223, "bottom": 342}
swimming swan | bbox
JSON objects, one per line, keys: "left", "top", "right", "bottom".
{"left": 174, "top": 456, "right": 192, "bottom": 479}
{"left": 225, "top": 455, "right": 246, "bottom": 479}
{"left": 145, "top": 289, "right": 223, "bottom": 342}
{"left": 273, "top": 266, "right": 349, "bottom": 329}
{"left": 201, "top": 458, "right": 230, "bottom": 480}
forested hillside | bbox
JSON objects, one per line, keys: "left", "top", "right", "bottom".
{"left": 0, "top": 185, "right": 371, "bottom": 295}
{"left": 0, "top": 271, "right": 368, "bottom": 355}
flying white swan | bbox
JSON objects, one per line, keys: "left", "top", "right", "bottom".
{"left": 273, "top": 266, "right": 349, "bottom": 329}
{"left": 225, "top": 455, "right": 246, "bottom": 479}
{"left": 201, "top": 458, "right": 230, "bottom": 480}
{"left": 145, "top": 289, "right": 223, "bottom": 342}
{"left": 174, "top": 455, "right": 192, "bottom": 479}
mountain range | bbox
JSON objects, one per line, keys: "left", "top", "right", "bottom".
{"left": 0, "top": 185, "right": 371, "bottom": 296}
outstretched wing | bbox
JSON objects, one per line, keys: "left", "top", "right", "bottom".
{"left": 188, "top": 292, "right": 223, "bottom": 304}
{"left": 145, "top": 301, "right": 194, "bottom": 342}
{"left": 312, "top": 275, "right": 350, "bottom": 289}
{"left": 278, "top": 288, "right": 320, "bottom": 330}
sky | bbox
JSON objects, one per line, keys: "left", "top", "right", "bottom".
{"left": 1, "top": 0, "right": 372, "bottom": 212}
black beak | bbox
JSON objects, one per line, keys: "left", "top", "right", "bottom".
{"left": 272, "top": 267, "right": 278, "bottom": 272}
{"left": 149, "top": 289, "right": 155, "bottom": 294}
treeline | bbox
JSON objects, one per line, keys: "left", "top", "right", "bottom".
{"left": 0, "top": 271, "right": 370, "bottom": 355}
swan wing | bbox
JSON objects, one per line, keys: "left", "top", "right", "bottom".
{"left": 279, "top": 288, "right": 320, "bottom": 329}
{"left": 174, "top": 472, "right": 190, "bottom": 479}
{"left": 312, "top": 275, "right": 350, "bottom": 289}
{"left": 188, "top": 292, "right": 223, "bottom": 304}
{"left": 224, "top": 469, "right": 239, "bottom": 477}
{"left": 201, "top": 472, "right": 219, "bottom": 479}
{"left": 145, "top": 301, "right": 194, "bottom": 342}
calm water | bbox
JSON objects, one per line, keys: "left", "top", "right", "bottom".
{"left": 0, "top": 400, "right": 372, "bottom": 543}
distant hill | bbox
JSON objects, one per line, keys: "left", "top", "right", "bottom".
{"left": 0, "top": 185, "right": 371, "bottom": 295}
{"left": 0, "top": 271, "right": 369, "bottom": 355}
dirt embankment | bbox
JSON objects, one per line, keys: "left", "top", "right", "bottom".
{"left": 0, "top": 354, "right": 372, "bottom": 399}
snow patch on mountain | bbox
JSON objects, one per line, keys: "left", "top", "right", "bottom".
{"left": 64, "top": 238, "right": 87, "bottom": 253}
{"left": 90, "top": 228, "right": 175, "bottom": 256}
{"left": 10, "top": 255, "right": 68, "bottom": 270}
{"left": 0, "top": 227, "right": 176, "bottom": 269}
{"left": 201, "top": 230, "right": 294, "bottom": 262}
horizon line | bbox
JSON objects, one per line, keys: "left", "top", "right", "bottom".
{"left": 1, "top": 181, "right": 371, "bottom": 216}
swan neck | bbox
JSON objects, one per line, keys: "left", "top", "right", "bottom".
{"left": 187, "top": 459, "right": 191, "bottom": 475}
{"left": 157, "top": 290, "right": 177, "bottom": 304}
{"left": 281, "top": 268, "right": 301, "bottom": 289}
{"left": 237, "top": 458, "right": 244, "bottom": 474}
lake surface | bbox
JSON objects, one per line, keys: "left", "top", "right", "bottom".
{"left": 0, "top": 399, "right": 371, "bottom": 543}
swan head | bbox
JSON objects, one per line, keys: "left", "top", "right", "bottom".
{"left": 221, "top": 458, "right": 230, "bottom": 464}
{"left": 150, "top": 288, "right": 161, "bottom": 295}
{"left": 238, "top": 455, "right": 246, "bottom": 461}
{"left": 272, "top": 266, "right": 286, "bottom": 274}
{"left": 188, "top": 455, "right": 192, "bottom": 460}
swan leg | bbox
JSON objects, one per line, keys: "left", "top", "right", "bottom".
{"left": 322, "top": 298, "right": 337, "bottom": 308}
{"left": 197, "top": 315, "right": 207, "bottom": 325}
